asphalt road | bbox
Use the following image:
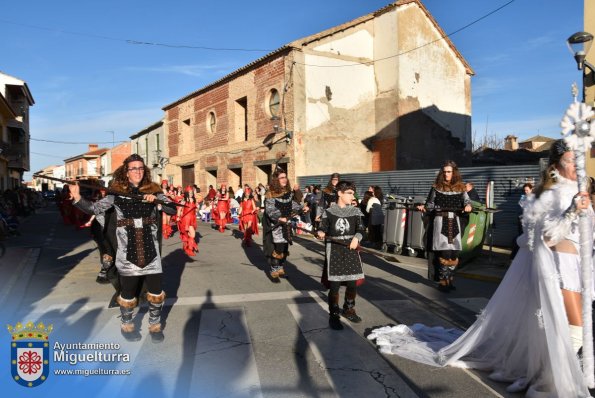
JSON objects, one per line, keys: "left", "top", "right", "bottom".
{"left": 0, "top": 205, "right": 521, "bottom": 398}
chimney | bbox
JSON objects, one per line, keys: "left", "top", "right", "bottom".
{"left": 88, "top": 144, "right": 98, "bottom": 152}
{"left": 504, "top": 135, "right": 518, "bottom": 151}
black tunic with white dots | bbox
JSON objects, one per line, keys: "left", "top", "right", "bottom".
{"left": 319, "top": 204, "right": 365, "bottom": 282}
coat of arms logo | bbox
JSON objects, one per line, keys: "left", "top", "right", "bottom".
{"left": 7, "top": 321, "right": 53, "bottom": 387}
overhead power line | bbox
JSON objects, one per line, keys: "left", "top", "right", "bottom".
{"left": 0, "top": 0, "right": 513, "bottom": 59}
{"left": 31, "top": 138, "right": 126, "bottom": 145}
{"left": 31, "top": 151, "right": 71, "bottom": 159}
{"left": 0, "top": 19, "right": 273, "bottom": 52}
{"left": 293, "top": 0, "right": 516, "bottom": 68}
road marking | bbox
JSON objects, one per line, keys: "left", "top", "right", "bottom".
{"left": 27, "top": 290, "right": 319, "bottom": 314}
{"left": 372, "top": 299, "right": 457, "bottom": 328}
{"left": 191, "top": 307, "right": 263, "bottom": 397}
{"left": 288, "top": 302, "right": 419, "bottom": 398}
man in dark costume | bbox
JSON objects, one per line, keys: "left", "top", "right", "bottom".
{"left": 70, "top": 154, "right": 177, "bottom": 342}
{"left": 316, "top": 181, "right": 365, "bottom": 330}
{"left": 262, "top": 168, "right": 308, "bottom": 281}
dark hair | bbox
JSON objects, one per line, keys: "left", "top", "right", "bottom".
{"left": 434, "top": 160, "right": 465, "bottom": 192}
{"left": 336, "top": 180, "right": 356, "bottom": 194}
{"left": 324, "top": 172, "right": 340, "bottom": 191}
{"left": 268, "top": 169, "right": 291, "bottom": 195}
{"left": 548, "top": 139, "right": 570, "bottom": 166}
{"left": 361, "top": 191, "right": 373, "bottom": 207}
{"left": 522, "top": 183, "right": 533, "bottom": 190}
{"left": 535, "top": 139, "right": 571, "bottom": 197}
{"left": 183, "top": 191, "right": 195, "bottom": 203}
{"left": 111, "top": 154, "right": 153, "bottom": 192}
{"left": 373, "top": 185, "right": 384, "bottom": 203}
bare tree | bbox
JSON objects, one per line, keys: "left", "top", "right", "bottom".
{"left": 472, "top": 130, "right": 504, "bottom": 152}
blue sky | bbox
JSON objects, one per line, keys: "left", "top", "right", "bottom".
{"left": 0, "top": 0, "right": 584, "bottom": 179}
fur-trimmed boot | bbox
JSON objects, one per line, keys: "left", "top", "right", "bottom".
{"left": 328, "top": 292, "right": 344, "bottom": 330}
{"left": 117, "top": 296, "right": 141, "bottom": 341}
{"left": 147, "top": 291, "right": 166, "bottom": 343}
{"left": 437, "top": 257, "right": 451, "bottom": 292}
{"left": 96, "top": 255, "right": 113, "bottom": 284}
{"left": 341, "top": 289, "right": 362, "bottom": 323}
{"left": 271, "top": 250, "right": 286, "bottom": 278}
{"left": 269, "top": 258, "right": 281, "bottom": 282}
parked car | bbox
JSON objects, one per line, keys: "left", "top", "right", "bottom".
{"left": 42, "top": 190, "right": 56, "bottom": 200}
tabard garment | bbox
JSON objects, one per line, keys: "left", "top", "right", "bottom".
{"left": 319, "top": 204, "right": 365, "bottom": 282}
{"left": 424, "top": 187, "right": 470, "bottom": 251}
{"left": 263, "top": 191, "right": 303, "bottom": 257}
{"left": 74, "top": 188, "right": 176, "bottom": 276}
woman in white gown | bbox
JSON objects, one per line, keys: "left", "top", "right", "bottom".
{"left": 369, "top": 140, "right": 593, "bottom": 397}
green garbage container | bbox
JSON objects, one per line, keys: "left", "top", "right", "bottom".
{"left": 425, "top": 201, "right": 492, "bottom": 281}
{"left": 459, "top": 200, "right": 490, "bottom": 266}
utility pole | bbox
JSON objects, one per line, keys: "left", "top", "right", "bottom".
{"left": 106, "top": 130, "right": 115, "bottom": 148}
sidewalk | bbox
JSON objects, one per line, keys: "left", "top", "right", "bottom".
{"left": 458, "top": 246, "right": 510, "bottom": 283}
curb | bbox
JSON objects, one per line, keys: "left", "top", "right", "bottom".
{"left": 457, "top": 271, "right": 503, "bottom": 283}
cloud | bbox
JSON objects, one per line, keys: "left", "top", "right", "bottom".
{"left": 32, "top": 106, "right": 164, "bottom": 140}
{"left": 523, "top": 34, "right": 557, "bottom": 50}
{"left": 124, "top": 63, "right": 235, "bottom": 77}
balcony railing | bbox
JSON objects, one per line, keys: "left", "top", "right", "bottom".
{"left": 7, "top": 154, "right": 29, "bottom": 170}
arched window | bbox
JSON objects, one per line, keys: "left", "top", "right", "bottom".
{"left": 208, "top": 112, "right": 216, "bottom": 134}
{"left": 268, "top": 89, "right": 280, "bottom": 117}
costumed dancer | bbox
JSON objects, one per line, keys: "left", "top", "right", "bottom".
{"left": 238, "top": 187, "right": 259, "bottom": 247}
{"left": 316, "top": 181, "right": 365, "bottom": 330}
{"left": 215, "top": 184, "right": 232, "bottom": 233}
{"left": 177, "top": 186, "right": 199, "bottom": 256}
{"left": 368, "top": 139, "right": 594, "bottom": 397}
{"left": 418, "top": 161, "right": 472, "bottom": 291}
{"left": 315, "top": 172, "right": 340, "bottom": 222}
{"left": 161, "top": 180, "right": 173, "bottom": 239}
{"left": 59, "top": 185, "right": 74, "bottom": 224}
{"left": 70, "top": 154, "right": 177, "bottom": 343}
{"left": 86, "top": 187, "right": 114, "bottom": 284}
{"left": 263, "top": 168, "right": 308, "bottom": 281}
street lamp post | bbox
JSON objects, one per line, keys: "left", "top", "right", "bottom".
{"left": 567, "top": 31, "right": 595, "bottom": 103}
{"left": 106, "top": 130, "right": 115, "bottom": 148}
{"left": 564, "top": 30, "right": 595, "bottom": 388}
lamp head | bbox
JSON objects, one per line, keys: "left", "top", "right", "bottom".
{"left": 567, "top": 31, "right": 594, "bottom": 70}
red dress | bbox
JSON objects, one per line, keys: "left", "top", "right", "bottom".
{"left": 178, "top": 201, "right": 198, "bottom": 256}
{"left": 178, "top": 202, "right": 197, "bottom": 233}
{"left": 215, "top": 193, "right": 232, "bottom": 232}
{"left": 239, "top": 199, "right": 259, "bottom": 235}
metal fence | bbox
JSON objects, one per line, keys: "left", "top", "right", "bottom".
{"left": 298, "top": 164, "right": 542, "bottom": 248}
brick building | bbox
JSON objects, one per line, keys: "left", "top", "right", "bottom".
{"left": 98, "top": 142, "right": 131, "bottom": 185}
{"left": 163, "top": 0, "right": 473, "bottom": 190}
{"left": 0, "top": 72, "right": 34, "bottom": 189}
{"left": 64, "top": 144, "right": 108, "bottom": 180}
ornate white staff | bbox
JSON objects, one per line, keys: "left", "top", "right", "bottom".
{"left": 560, "top": 97, "right": 595, "bottom": 387}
